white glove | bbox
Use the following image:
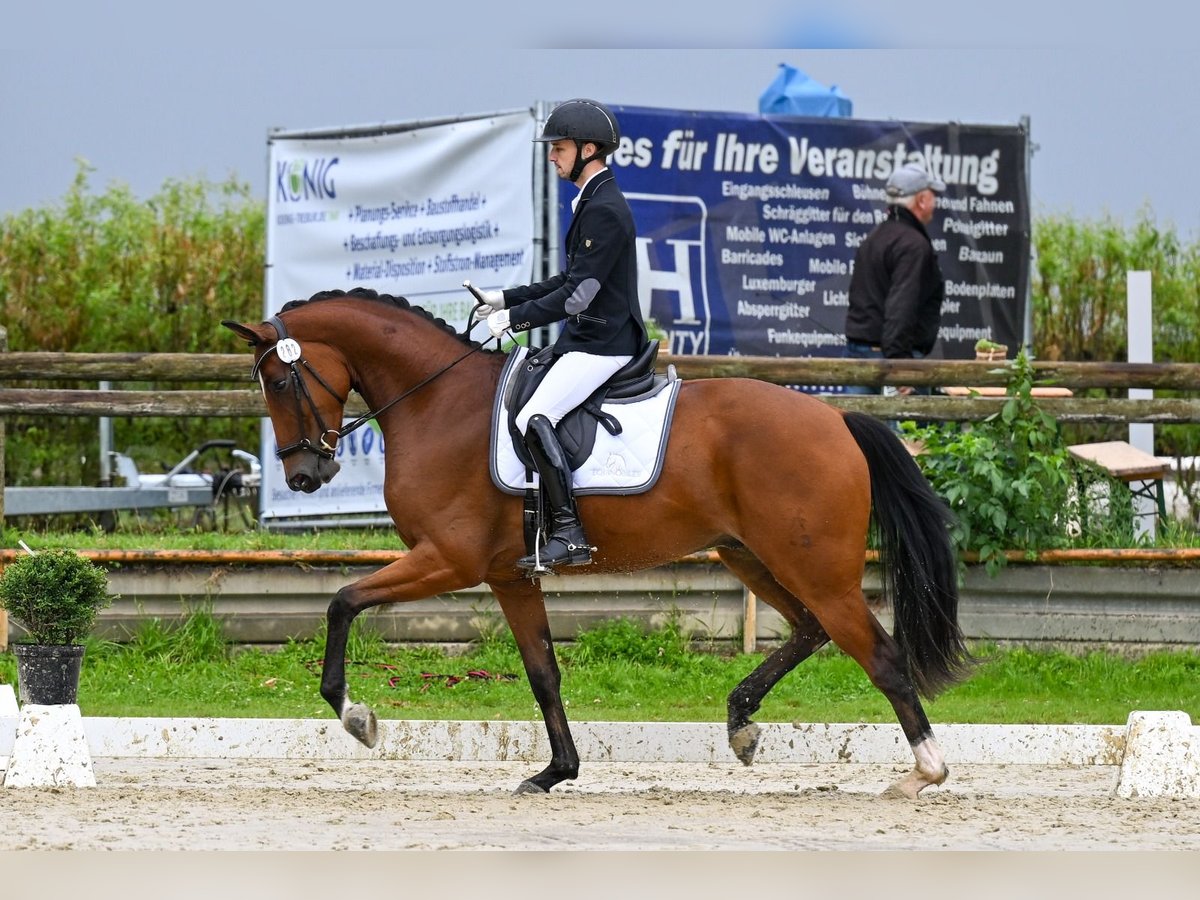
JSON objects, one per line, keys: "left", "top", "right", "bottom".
{"left": 486, "top": 308, "right": 511, "bottom": 338}
{"left": 472, "top": 290, "right": 505, "bottom": 321}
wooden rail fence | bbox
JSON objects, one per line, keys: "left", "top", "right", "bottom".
{"left": 1, "top": 352, "right": 1200, "bottom": 423}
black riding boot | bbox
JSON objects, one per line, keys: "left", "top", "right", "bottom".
{"left": 517, "top": 415, "right": 592, "bottom": 572}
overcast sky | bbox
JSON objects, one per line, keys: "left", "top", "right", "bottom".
{"left": 3, "top": 5, "right": 1197, "bottom": 235}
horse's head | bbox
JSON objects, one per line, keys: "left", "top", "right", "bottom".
{"left": 223, "top": 317, "right": 349, "bottom": 493}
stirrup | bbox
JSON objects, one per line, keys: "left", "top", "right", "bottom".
{"left": 517, "top": 532, "right": 594, "bottom": 573}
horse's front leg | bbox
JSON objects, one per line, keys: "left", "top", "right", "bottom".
{"left": 491, "top": 579, "right": 579, "bottom": 794}
{"left": 320, "top": 547, "right": 477, "bottom": 748}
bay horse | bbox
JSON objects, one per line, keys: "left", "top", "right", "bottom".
{"left": 224, "top": 288, "right": 971, "bottom": 799}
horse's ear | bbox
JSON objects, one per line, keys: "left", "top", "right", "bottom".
{"left": 222, "top": 320, "right": 271, "bottom": 346}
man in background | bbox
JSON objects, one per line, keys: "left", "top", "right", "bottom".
{"left": 843, "top": 162, "right": 946, "bottom": 396}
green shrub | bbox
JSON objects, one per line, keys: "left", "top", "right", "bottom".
{"left": 0, "top": 548, "right": 114, "bottom": 644}
{"left": 903, "top": 351, "right": 1129, "bottom": 572}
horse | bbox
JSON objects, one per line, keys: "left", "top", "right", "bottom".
{"left": 224, "top": 287, "right": 972, "bottom": 799}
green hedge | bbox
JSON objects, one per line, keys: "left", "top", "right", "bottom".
{"left": 1033, "top": 212, "right": 1200, "bottom": 460}
{"left": 1032, "top": 212, "right": 1200, "bottom": 365}
{"left": 0, "top": 164, "right": 264, "bottom": 486}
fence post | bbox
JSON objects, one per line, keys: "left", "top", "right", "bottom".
{"left": 1128, "top": 271, "right": 1156, "bottom": 539}
{"left": 742, "top": 588, "right": 757, "bottom": 654}
{"left": 0, "top": 325, "right": 7, "bottom": 651}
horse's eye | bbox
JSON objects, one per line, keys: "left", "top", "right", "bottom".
{"left": 270, "top": 378, "right": 289, "bottom": 393}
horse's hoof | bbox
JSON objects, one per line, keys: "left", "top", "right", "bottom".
{"left": 342, "top": 703, "right": 380, "bottom": 748}
{"left": 881, "top": 764, "right": 948, "bottom": 799}
{"left": 514, "top": 780, "right": 549, "bottom": 795}
{"left": 729, "top": 723, "right": 761, "bottom": 766}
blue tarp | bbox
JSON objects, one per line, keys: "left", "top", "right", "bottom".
{"left": 759, "top": 63, "right": 852, "bottom": 118}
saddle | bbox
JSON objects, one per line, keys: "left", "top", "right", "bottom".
{"left": 505, "top": 340, "right": 665, "bottom": 471}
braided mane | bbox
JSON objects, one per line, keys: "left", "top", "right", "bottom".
{"left": 281, "top": 287, "right": 496, "bottom": 352}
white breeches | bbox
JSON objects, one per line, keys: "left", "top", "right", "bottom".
{"left": 515, "top": 351, "right": 632, "bottom": 435}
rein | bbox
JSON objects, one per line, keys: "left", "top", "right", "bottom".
{"left": 254, "top": 313, "right": 486, "bottom": 461}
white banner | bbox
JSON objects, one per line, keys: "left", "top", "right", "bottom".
{"left": 262, "top": 110, "right": 536, "bottom": 521}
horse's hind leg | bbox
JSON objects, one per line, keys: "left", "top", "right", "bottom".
{"left": 731, "top": 548, "right": 948, "bottom": 797}
{"left": 808, "top": 585, "right": 949, "bottom": 798}
{"left": 717, "top": 545, "right": 830, "bottom": 767}
{"left": 865, "top": 624, "right": 950, "bottom": 799}
{"left": 491, "top": 579, "right": 580, "bottom": 794}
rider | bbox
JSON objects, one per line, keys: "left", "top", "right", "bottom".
{"left": 475, "top": 98, "right": 647, "bottom": 572}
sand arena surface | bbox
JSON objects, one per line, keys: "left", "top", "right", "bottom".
{"left": 3, "top": 757, "right": 1198, "bottom": 850}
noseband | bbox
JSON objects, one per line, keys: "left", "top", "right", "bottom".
{"left": 251, "top": 313, "right": 486, "bottom": 463}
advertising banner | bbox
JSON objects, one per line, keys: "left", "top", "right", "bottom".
{"left": 565, "top": 105, "right": 1029, "bottom": 363}
{"left": 262, "top": 110, "right": 536, "bottom": 521}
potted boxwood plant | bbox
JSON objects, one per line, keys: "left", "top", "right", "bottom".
{"left": 974, "top": 338, "right": 1009, "bottom": 361}
{"left": 0, "top": 548, "right": 115, "bottom": 705}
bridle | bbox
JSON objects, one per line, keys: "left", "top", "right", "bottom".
{"left": 251, "top": 313, "right": 485, "bottom": 462}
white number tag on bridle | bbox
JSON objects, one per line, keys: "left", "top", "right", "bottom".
{"left": 276, "top": 338, "right": 302, "bottom": 364}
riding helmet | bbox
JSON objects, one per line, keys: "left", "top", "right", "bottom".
{"left": 536, "top": 99, "right": 621, "bottom": 179}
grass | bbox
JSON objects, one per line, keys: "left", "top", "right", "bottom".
{"left": 2, "top": 613, "right": 1196, "bottom": 724}
{"left": 3, "top": 525, "right": 407, "bottom": 553}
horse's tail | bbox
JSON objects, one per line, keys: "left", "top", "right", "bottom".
{"left": 841, "top": 411, "right": 973, "bottom": 697}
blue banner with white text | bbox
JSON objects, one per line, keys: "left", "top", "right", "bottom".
{"left": 556, "top": 105, "right": 1029, "bottom": 362}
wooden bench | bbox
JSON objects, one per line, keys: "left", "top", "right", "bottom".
{"left": 941, "top": 386, "right": 1074, "bottom": 398}
{"left": 1067, "top": 441, "right": 1170, "bottom": 520}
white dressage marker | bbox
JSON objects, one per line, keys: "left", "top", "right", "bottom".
{"left": 1115, "top": 710, "right": 1200, "bottom": 799}
{"left": 3, "top": 704, "right": 96, "bottom": 788}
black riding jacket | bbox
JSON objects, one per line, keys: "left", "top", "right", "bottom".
{"left": 844, "top": 205, "right": 945, "bottom": 358}
{"left": 501, "top": 169, "right": 646, "bottom": 357}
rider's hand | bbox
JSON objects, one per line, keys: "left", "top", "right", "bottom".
{"left": 486, "top": 309, "right": 511, "bottom": 338}
{"left": 472, "top": 290, "right": 505, "bottom": 322}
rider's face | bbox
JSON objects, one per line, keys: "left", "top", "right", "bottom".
{"left": 548, "top": 139, "right": 597, "bottom": 181}
{"left": 548, "top": 139, "right": 577, "bottom": 179}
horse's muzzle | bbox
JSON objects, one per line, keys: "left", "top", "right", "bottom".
{"left": 288, "top": 472, "right": 321, "bottom": 493}
{"left": 287, "top": 458, "right": 341, "bottom": 493}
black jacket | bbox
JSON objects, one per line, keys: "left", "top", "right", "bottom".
{"left": 844, "top": 205, "right": 945, "bottom": 358}
{"left": 502, "top": 170, "right": 646, "bottom": 356}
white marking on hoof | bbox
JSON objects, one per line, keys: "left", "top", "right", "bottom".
{"left": 882, "top": 737, "right": 949, "bottom": 799}
{"left": 341, "top": 702, "right": 380, "bottom": 748}
{"left": 729, "top": 723, "right": 762, "bottom": 766}
{"left": 514, "top": 780, "right": 548, "bottom": 795}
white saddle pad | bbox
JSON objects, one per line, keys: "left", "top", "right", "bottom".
{"left": 489, "top": 345, "right": 681, "bottom": 496}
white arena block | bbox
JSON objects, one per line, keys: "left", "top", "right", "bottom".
{"left": 0, "top": 684, "right": 17, "bottom": 717}
{"left": 3, "top": 704, "right": 96, "bottom": 789}
{"left": 1114, "top": 710, "right": 1199, "bottom": 799}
